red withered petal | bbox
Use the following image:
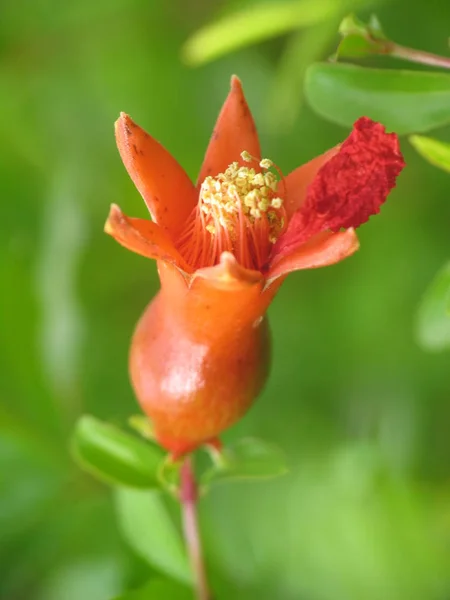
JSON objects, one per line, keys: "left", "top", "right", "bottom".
{"left": 282, "top": 146, "right": 340, "bottom": 219}
{"left": 104, "top": 204, "right": 192, "bottom": 272}
{"left": 196, "top": 76, "right": 261, "bottom": 187}
{"left": 266, "top": 229, "right": 359, "bottom": 282}
{"left": 115, "top": 113, "right": 197, "bottom": 237}
{"left": 274, "top": 117, "right": 405, "bottom": 257}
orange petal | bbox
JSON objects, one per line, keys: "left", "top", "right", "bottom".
{"left": 115, "top": 113, "right": 197, "bottom": 237}
{"left": 283, "top": 146, "right": 340, "bottom": 219}
{"left": 197, "top": 76, "right": 261, "bottom": 186}
{"left": 104, "top": 204, "right": 191, "bottom": 271}
{"left": 266, "top": 229, "right": 359, "bottom": 282}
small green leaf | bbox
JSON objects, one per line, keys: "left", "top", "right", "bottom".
{"left": 335, "top": 13, "right": 388, "bottom": 59}
{"left": 334, "top": 33, "right": 378, "bottom": 59}
{"left": 409, "top": 135, "right": 450, "bottom": 173}
{"left": 72, "top": 415, "right": 165, "bottom": 489}
{"left": 158, "top": 455, "right": 182, "bottom": 495}
{"left": 202, "top": 438, "right": 288, "bottom": 486}
{"left": 128, "top": 414, "right": 155, "bottom": 440}
{"left": 339, "top": 13, "right": 371, "bottom": 37}
{"left": 112, "top": 578, "right": 192, "bottom": 600}
{"left": 305, "top": 63, "right": 450, "bottom": 133}
{"left": 182, "top": 0, "right": 350, "bottom": 66}
{"left": 416, "top": 262, "right": 450, "bottom": 352}
{"left": 114, "top": 488, "right": 191, "bottom": 584}
{"left": 367, "top": 14, "right": 385, "bottom": 36}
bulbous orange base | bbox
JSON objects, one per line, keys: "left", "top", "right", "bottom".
{"left": 129, "top": 271, "right": 271, "bottom": 458}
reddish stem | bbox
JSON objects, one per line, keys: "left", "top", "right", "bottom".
{"left": 180, "top": 457, "right": 211, "bottom": 600}
{"left": 390, "top": 42, "right": 450, "bottom": 70}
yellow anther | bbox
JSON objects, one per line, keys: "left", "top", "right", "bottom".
{"left": 271, "top": 197, "right": 283, "bottom": 209}
{"left": 240, "top": 150, "right": 253, "bottom": 162}
{"left": 252, "top": 173, "right": 265, "bottom": 187}
{"left": 198, "top": 150, "right": 285, "bottom": 248}
{"left": 264, "top": 172, "right": 277, "bottom": 188}
{"left": 259, "top": 158, "right": 273, "bottom": 169}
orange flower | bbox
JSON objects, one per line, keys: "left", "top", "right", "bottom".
{"left": 105, "top": 76, "right": 405, "bottom": 458}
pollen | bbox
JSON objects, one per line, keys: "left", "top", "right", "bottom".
{"left": 177, "top": 153, "right": 287, "bottom": 271}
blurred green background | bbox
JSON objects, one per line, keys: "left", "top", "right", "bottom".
{"left": 1, "top": 0, "right": 450, "bottom": 598}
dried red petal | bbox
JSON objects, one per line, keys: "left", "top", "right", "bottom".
{"left": 273, "top": 117, "right": 405, "bottom": 259}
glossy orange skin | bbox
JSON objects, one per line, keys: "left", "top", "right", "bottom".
{"left": 129, "top": 262, "right": 274, "bottom": 457}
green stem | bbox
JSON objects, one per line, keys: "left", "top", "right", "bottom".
{"left": 180, "top": 457, "right": 211, "bottom": 600}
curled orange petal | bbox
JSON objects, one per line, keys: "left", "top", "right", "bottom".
{"left": 267, "top": 229, "right": 360, "bottom": 282}
{"left": 104, "top": 204, "right": 191, "bottom": 271}
{"left": 115, "top": 113, "right": 197, "bottom": 237}
{"left": 197, "top": 76, "right": 261, "bottom": 186}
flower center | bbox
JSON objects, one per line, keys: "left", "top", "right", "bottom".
{"left": 177, "top": 152, "right": 286, "bottom": 271}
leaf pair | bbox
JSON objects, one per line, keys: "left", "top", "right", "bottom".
{"left": 72, "top": 417, "right": 288, "bottom": 598}
{"left": 72, "top": 416, "right": 288, "bottom": 490}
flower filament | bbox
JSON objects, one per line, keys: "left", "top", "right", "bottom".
{"left": 177, "top": 152, "right": 286, "bottom": 271}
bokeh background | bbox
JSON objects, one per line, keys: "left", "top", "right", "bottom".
{"left": 1, "top": 0, "right": 450, "bottom": 598}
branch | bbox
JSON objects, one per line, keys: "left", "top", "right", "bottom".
{"left": 180, "top": 457, "right": 211, "bottom": 600}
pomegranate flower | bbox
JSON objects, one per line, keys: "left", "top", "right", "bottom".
{"left": 105, "top": 76, "right": 404, "bottom": 458}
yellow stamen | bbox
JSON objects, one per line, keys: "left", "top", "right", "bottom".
{"left": 177, "top": 152, "right": 287, "bottom": 270}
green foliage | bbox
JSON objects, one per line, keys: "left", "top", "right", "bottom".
{"left": 72, "top": 416, "right": 165, "bottom": 489}
{"left": 281, "top": 444, "right": 448, "bottom": 599}
{"left": 305, "top": 63, "right": 450, "bottom": 133}
{"left": 335, "top": 13, "right": 388, "bottom": 58}
{"left": 2, "top": 0, "right": 450, "bottom": 598}
{"left": 182, "top": 0, "right": 357, "bottom": 66}
{"left": 128, "top": 415, "right": 156, "bottom": 440}
{"left": 114, "top": 488, "right": 192, "bottom": 585}
{"left": 416, "top": 262, "right": 450, "bottom": 352}
{"left": 113, "top": 578, "right": 192, "bottom": 600}
{"left": 202, "top": 438, "right": 288, "bottom": 486}
{"left": 409, "top": 135, "right": 450, "bottom": 173}
{"left": 265, "top": 21, "right": 339, "bottom": 131}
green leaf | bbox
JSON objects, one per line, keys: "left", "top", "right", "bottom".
{"left": 128, "top": 414, "right": 155, "bottom": 440}
{"left": 182, "top": 0, "right": 351, "bottom": 66}
{"left": 305, "top": 63, "right": 450, "bottom": 133}
{"left": 112, "top": 578, "right": 192, "bottom": 600}
{"left": 202, "top": 438, "right": 288, "bottom": 486}
{"left": 72, "top": 415, "right": 165, "bottom": 489}
{"left": 415, "top": 262, "right": 450, "bottom": 352}
{"left": 114, "top": 488, "right": 191, "bottom": 584}
{"left": 335, "top": 13, "right": 388, "bottom": 59}
{"left": 409, "top": 135, "right": 450, "bottom": 173}
{"left": 158, "top": 455, "right": 182, "bottom": 495}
